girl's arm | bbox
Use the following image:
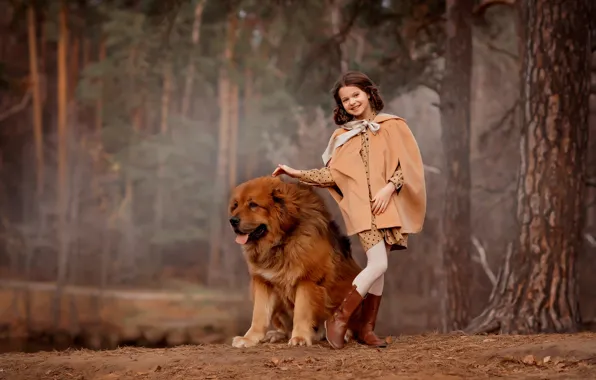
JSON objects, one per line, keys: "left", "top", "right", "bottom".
{"left": 296, "top": 167, "right": 336, "bottom": 187}
{"left": 388, "top": 163, "right": 404, "bottom": 191}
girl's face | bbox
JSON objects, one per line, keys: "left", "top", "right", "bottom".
{"left": 338, "top": 85, "right": 371, "bottom": 119}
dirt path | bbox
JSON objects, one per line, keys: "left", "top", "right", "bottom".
{"left": 1, "top": 332, "right": 595, "bottom": 379}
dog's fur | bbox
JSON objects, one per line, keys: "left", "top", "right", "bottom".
{"left": 228, "top": 176, "right": 363, "bottom": 347}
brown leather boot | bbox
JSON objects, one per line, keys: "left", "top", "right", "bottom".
{"left": 325, "top": 285, "right": 363, "bottom": 349}
{"left": 357, "top": 294, "right": 387, "bottom": 347}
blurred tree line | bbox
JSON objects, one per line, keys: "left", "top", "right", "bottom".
{"left": 0, "top": 0, "right": 594, "bottom": 339}
{"left": 0, "top": 0, "right": 446, "bottom": 286}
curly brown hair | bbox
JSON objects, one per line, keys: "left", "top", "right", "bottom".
{"left": 331, "top": 71, "right": 385, "bottom": 125}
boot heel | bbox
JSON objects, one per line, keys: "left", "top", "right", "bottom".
{"left": 357, "top": 294, "right": 387, "bottom": 347}
{"left": 325, "top": 285, "right": 363, "bottom": 349}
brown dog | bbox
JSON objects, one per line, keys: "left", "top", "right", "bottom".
{"left": 228, "top": 176, "right": 363, "bottom": 347}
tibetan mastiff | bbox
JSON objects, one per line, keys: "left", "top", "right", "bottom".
{"left": 228, "top": 176, "right": 363, "bottom": 347}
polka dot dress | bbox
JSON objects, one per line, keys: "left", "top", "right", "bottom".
{"left": 298, "top": 130, "right": 408, "bottom": 252}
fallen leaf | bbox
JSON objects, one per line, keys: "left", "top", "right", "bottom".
{"left": 556, "top": 362, "right": 567, "bottom": 369}
{"left": 522, "top": 355, "right": 536, "bottom": 365}
{"left": 154, "top": 365, "right": 162, "bottom": 372}
{"left": 271, "top": 358, "right": 280, "bottom": 365}
{"left": 482, "top": 338, "right": 495, "bottom": 343}
{"left": 543, "top": 356, "right": 551, "bottom": 364}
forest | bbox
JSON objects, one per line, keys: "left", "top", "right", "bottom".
{"left": 0, "top": 0, "right": 595, "bottom": 378}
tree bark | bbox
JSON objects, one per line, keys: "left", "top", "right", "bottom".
{"left": 440, "top": 0, "right": 474, "bottom": 331}
{"left": 181, "top": 0, "right": 206, "bottom": 117}
{"left": 153, "top": 61, "right": 172, "bottom": 279}
{"left": 465, "top": 0, "right": 591, "bottom": 335}
{"left": 54, "top": 0, "right": 70, "bottom": 329}
{"left": 228, "top": 81, "right": 239, "bottom": 188}
{"left": 95, "top": 39, "right": 106, "bottom": 136}
{"left": 208, "top": 12, "right": 238, "bottom": 286}
{"left": 243, "top": 65, "right": 258, "bottom": 180}
{"left": 27, "top": 4, "right": 44, "bottom": 197}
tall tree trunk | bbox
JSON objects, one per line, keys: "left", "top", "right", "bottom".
{"left": 228, "top": 81, "right": 239, "bottom": 188}
{"left": 243, "top": 18, "right": 266, "bottom": 180}
{"left": 95, "top": 39, "right": 106, "bottom": 136}
{"left": 92, "top": 38, "right": 106, "bottom": 205}
{"left": 181, "top": 0, "right": 206, "bottom": 117}
{"left": 54, "top": 0, "right": 69, "bottom": 329}
{"left": 27, "top": 4, "right": 44, "bottom": 197}
{"left": 123, "top": 47, "right": 141, "bottom": 281}
{"left": 83, "top": 38, "right": 90, "bottom": 68}
{"left": 69, "top": 37, "right": 79, "bottom": 102}
{"left": 243, "top": 65, "right": 258, "bottom": 179}
{"left": 440, "top": 0, "right": 474, "bottom": 331}
{"left": 208, "top": 12, "right": 238, "bottom": 286}
{"left": 329, "top": 0, "right": 347, "bottom": 72}
{"left": 153, "top": 61, "right": 171, "bottom": 279}
{"left": 465, "top": 0, "right": 591, "bottom": 335}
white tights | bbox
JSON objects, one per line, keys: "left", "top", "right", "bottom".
{"left": 352, "top": 240, "right": 388, "bottom": 296}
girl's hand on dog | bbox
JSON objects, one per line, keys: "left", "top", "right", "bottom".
{"left": 272, "top": 164, "right": 301, "bottom": 178}
{"left": 371, "top": 183, "right": 396, "bottom": 215}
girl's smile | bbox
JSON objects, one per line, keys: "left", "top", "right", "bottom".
{"left": 338, "top": 85, "right": 373, "bottom": 120}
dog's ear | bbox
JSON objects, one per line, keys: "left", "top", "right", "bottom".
{"left": 271, "top": 187, "right": 285, "bottom": 205}
{"left": 271, "top": 183, "right": 298, "bottom": 232}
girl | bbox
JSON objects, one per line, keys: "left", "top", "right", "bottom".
{"left": 272, "top": 71, "right": 427, "bottom": 349}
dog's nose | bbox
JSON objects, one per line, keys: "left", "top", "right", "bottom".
{"left": 229, "top": 216, "right": 240, "bottom": 227}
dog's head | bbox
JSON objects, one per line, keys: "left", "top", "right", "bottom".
{"left": 228, "top": 177, "right": 299, "bottom": 245}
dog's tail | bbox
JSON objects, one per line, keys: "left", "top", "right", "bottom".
{"left": 328, "top": 220, "right": 352, "bottom": 259}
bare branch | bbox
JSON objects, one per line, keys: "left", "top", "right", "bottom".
{"left": 471, "top": 236, "right": 497, "bottom": 286}
{"left": 478, "top": 100, "right": 519, "bottom": 147}
{"left": 473, "top": 0, "right": 516, "bottom": 17}
{"left": 0, "top": 90, "right": 32, "bottom": 123}
{"left": 487, "top": 42, "right": 519, "bottom": 61}
{"left": 586, "top": 233, "right": 596, "bottom": 248}
{"left": 424, "top": 164, "right": 441, "bottom": 175}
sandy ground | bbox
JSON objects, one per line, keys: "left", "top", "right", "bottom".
{"left": 1, "top": 332, "right": 595, "bottom": 380}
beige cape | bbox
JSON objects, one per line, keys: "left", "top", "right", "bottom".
{"left": 324, "top": 113, "right": 427, "bottom": 236}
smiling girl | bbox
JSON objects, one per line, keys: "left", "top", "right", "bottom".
{"left": 272, "top": 71, "right": 427, "bottom": 349}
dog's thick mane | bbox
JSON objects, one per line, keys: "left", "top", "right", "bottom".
{"left": 276, "top": 180, "right": 352, "bottom": 259}
{"left": 239, "top": 178, "right": 353, "bottom": 272}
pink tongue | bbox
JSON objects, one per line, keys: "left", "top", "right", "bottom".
{"left": 235, "top": 234, "right": 249, "bottom": 245}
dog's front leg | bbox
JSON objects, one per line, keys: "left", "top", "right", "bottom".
{"left": 288, "top": 281, "right": 325, "bottom": 347}
{"left": 232, "top": 277, "right": 275, "bottom": 348}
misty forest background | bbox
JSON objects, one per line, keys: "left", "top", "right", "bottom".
{"left": 0, "top": 0, "right": 595, "bottom": 349}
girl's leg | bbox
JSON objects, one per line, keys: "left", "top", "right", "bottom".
{"left": 351, "top": 240, "right": 388, "bottom": 296}
{"left": 368, "top": 274, "right": 384, "bottom": 296}
{"left": 356, "top": 242, "right": 391, "bottom": 348}
{"left": 325, "top": 239, "right": 388, "bottom": 349}
{"left": 366, "top": 242, "right": 391, "bottom": 296}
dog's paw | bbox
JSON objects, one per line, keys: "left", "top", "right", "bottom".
{"left": 264, "top": 330, "right": 287, "bottom": 343}
{"left": 288, "top": 335, "right": 312, "bottom": 347}
{"left": 232, "top": 335, "right": 261, "bottom": 348}
{"left": 344, "top": 329, "right": 353, "bottom": 343}
{"left": 313, "top": 325, "right": 326, "bottom": 341}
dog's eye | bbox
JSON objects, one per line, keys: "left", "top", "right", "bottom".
{"left": 249, "top": 202, "right": 258, "bottom": 209}
{"left": 231, "top": 201, "right": 238, "bottom": 210}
